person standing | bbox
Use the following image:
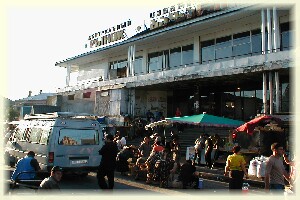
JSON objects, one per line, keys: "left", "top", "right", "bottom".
{"left": 38, "top": 166, "right": 63, "bottom": 190}
{"left": 204, "top": 135, "right": 213, "bottom": 168}
{"left": 175, "top": 107, "right": 182, "bottom": 117}
{"left": 97, "top": 134, "right": 119, "bottom": 189}
{"left": 224, "top": 145, "right": 248, "bottom": 189}
{"left": 11, "top": 151, "right": 41, "bottom": 181}
{"left": 265, "top": 143, "right": 291, "bottom": 192}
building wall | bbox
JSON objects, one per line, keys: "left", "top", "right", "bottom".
{"left": 60, "top": 88, "right": 96, "bottom": 114}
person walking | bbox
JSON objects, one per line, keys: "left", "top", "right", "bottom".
{"left": 265, "top": 143, "right": 291, "bottom": 192}
{"left": 97, "top": 134, "right": 119, "bottom": 189}
{"left": 38, "top": 166, "right": 63, "bottom": 190}
{"left": 11, "top": 151, "right": 41, "bottom": 181}
{"left": 224, "top": 145, "right": 248, "bottom": 189}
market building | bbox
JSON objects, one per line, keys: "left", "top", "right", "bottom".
{"left": 54, "top": 3, "right": 293, "bottom": 126}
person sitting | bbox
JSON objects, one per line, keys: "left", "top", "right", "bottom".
{"left": 116, "top": 145, "right": 136, "bottom": 176}
{"left": 178, "top": 160, "right": 198, "bottom": 189}
{"left": 38, "top": 166, "right": 63, "bottom": 190}
{"left": 11, "top": 151, "right": 41, "bottom": 181}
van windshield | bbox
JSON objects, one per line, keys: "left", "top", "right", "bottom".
{"left": 59, "top": 129, "right": 99, "bottom": 145}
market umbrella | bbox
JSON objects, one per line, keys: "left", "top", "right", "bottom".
{"left": 167, "top": 113, "right": 244, "bottom": 128}
{"left": 234, "top": 115, "right": 282, "bottom": 135}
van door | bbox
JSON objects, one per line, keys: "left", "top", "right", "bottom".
{"left": 52, "top": 127, "right": 103, "bottom": 173}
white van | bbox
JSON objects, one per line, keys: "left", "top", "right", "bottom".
{"left": 5, "top": 112, "right": 106, "bottom": 176}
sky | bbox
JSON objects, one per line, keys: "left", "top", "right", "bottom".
{"left": 1, "top": 0, "right": 299, "bottom": 102}
{"left": 1, "top": 0, "right": 170, "bottom": 101}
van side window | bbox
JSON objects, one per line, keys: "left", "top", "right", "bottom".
{"left": 40, "top": 128, "right": 51, "bottom": 145}
{"left": 15, "top": 128, "right": 25, "bottom": 141}
{"left": 30, "top": 127, "right": 42, "bottom": 143}
{"left": 59, "top": 129, "right": 99, "bottom": 145}
{"left": 24, "top": 128, "right": 31, "bottom": 142}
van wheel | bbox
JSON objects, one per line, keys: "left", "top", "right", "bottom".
{"left": 80, "top": 173, "right": 88, "bottom": 177}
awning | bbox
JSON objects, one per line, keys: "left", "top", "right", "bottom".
{"left": 166, "top": 113, "right": 244, "bottom": 128}
{"left": 235, "top": 115, "right": 282, "bottom": 135}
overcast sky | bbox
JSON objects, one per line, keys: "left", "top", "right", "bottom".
{"left": 1, "top": 0, "right": 299, "bottom": 101}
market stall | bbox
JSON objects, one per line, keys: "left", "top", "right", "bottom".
{"left": 167, "top": 113, "right": 245, "bottom": 164}
{"left": 232, "top": 114, "right": 292, "bottom": 178}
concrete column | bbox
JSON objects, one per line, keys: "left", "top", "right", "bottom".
{"left": 263, "top": 72, "right": 268, "bottom": 114}
{"left": 267, "top": 8, "right": 273, "bottom": 53}
{"left": 142, "top": 50, "right": 148, "bottom": 74}
{"left": 269, "top": 72, "right": 273, "bottom": 114}
{"left": 127, "top": 46, "right": 131, "bottom": 77}
{"left": 261, "top": 9, "right": 266, "bottom": 54}
{"left": 275, "top": 71, "right": 280, "bottom": 113}
{"left": 132, "top": 45, "right": 135, "bottom": 77}
{"left": 66, "top": 65, "right": 71, "bottom": 86}
{"left": 273, "top": 7, "right": 280, "bottom": 52}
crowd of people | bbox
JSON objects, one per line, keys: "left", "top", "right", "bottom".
{"left": 9, "top": 128, "right": 295, "bottom": 193}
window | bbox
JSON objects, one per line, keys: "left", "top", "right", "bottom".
{"left": 182, "top": 44, "right": 194, "bottom": 66}
{"left": 30, "top": 127, "right": 42, "bottom": 143}
{"left": 201, "top": 39, "right": 215, "bottom": 63}
{"left": 59, "top": 129, "right": 99, "bottom": 145}
{"left": 148, "top": 51, "right": 164, "bottom": 72}
{"left": 215, "top": 35, "right": 232, "bottom": 60}
{"left": 83, "top": 92, "right": 91, "bottom": 98}
{"left": 169, "top": 47, "right": 181, "bottom": 69}
{"left": 280, "top": 22, "right": 292, "bottom": 50}
{"left": 134, "top": 56, "right": 143, "bottom": 75}
{"left": 40, "top": 128, "right": 51, "bottom": 145}
{"left": 233, "top": 31, "right": 251, "bottom": 57}
{"left": 251, "top": 29, "right": 262, "bottom": 55}
{"left": 109, "top": 60, "right": 128, "bottom": 78}
{"left": 68, "top": 95, "right": 75, "bottom": 100}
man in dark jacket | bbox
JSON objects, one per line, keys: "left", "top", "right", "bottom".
{"left": 97, "top": 134, "right": 118, "bottom": 189}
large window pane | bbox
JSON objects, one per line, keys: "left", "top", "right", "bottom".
{"left": 170, "top": 47, "right": 181, "bottom": 69}
{"left": 182, "top": 44, "right": 194, "bottom": 65}
{"left": 252, "top": 33, "right": 262, "bottom": 55}
{"left": 216, "top": 46, "right": 232, "bottom": 60}
{"left": 157, "top": 51, "right": 163, "bottom": 70}
{"left": 233, "top": 43, "right": 251, "bottom": 57}
{"left": 148, "top": 52, "right": 159, "bottom": 72}
{"left": 281, "top": 31, "right": 292, "bottom": 50}
{"left": 201, "top": 46, "right": 215, "bottom": 63}
{"left": 134, "top": 57, "right": 143, "bottom": 75}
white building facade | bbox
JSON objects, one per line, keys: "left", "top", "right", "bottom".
{"left": 55, "top": 3, "right": 293, "bottom": 125}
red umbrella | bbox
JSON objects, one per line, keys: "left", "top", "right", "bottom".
{"left": 235, "top": 115, "right": 282, "bottom": 135}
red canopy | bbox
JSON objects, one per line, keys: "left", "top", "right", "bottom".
{"left": 235, "top": 115, "right": 282, "bottom": 135}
